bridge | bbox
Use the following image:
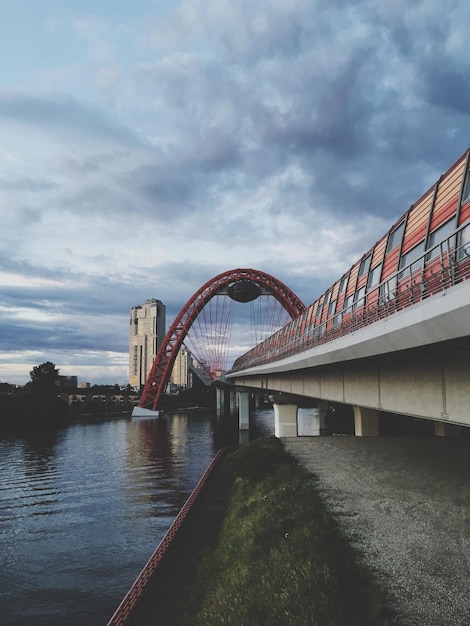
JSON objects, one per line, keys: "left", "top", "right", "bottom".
{"left": 227, "top": 258, "right": 470, "bottom": 437}
{"left": 134, "top": 268, "right": 306, "bottom": 417}
{"left": 226, "top": 147, "right": 470, "bottom": 438}
{"left": 111, "top": 148, "right": 470, "bottom": 626}
{"left": 135, "top": 147, "right": 470, "bottom": 438}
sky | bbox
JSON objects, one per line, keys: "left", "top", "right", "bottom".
{"left": 1, "top": 0, "right": 470, "bottom": 386}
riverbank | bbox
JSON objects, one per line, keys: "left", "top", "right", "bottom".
{"left": 124, "top": 451, "right": 235, "bottom": 626}
{"left": 183, "top": 438, "right": 389, "bottom": 625}
{"left": 123, "top": 433, "right": 470, "bottom": 625}
{"left": 124, "top": 438, "right": 389, "bottom": 625}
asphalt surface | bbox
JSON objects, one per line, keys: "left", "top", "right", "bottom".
{"left": 284, "top": 435, "right": 470, "bottom": 626}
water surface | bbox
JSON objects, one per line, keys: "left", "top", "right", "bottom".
{"left": 0, "top": 408, "right": 274, "bottom": 625}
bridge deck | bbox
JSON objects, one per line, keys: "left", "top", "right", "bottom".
{"left": 229, "top": 274, "right": 470, "bottom": 376}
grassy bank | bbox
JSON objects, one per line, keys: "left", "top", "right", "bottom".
{"left": 183, "top": 437, "right": 390, "bottom": 626}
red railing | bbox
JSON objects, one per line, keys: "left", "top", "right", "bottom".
{"left": 106, "top": 447, "right": 227, "bottom": 626}
{"left": 231, "top": 227, "right": 470, "bottom": 372}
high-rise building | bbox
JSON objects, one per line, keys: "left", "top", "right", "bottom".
{"left": 129, "top": 299, "right": 166, "bottom": 389}
{"left": 170, "top": 346, "right": 191, "bottom": 389}
{"left": 170, "top": 347, "right": 213, "bottom": 391}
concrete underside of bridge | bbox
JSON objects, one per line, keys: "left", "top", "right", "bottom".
{"left": 232, "top": 343, "right": 470, "bottom": 436}
{"left": 229, "top": 281, "right": 470, "bottom": 436}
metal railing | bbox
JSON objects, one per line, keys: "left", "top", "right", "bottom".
{"left": 106, "top": 447, "right": 227, "bottom": 626}
{"left": 231, "top": 225, "right": 470, "bottom": 372}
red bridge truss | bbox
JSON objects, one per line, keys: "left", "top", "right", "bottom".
{"left": 138, "top": 268, "right": 306, "bottom": 411}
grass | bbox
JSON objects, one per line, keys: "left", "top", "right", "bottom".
{"left": 183, "top": 437, "right": 390, "bottom": 626}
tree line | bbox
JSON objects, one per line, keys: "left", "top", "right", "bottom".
{"left": 1, "top": 362, "right": 76, "bottom": 432}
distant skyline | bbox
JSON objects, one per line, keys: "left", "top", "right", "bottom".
{"left": 1, "top": 0, "right": 470, "bottom": 385}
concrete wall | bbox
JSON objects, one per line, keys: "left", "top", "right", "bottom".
{"left": 233, "top": 351, "right": 470, "bottom": 429}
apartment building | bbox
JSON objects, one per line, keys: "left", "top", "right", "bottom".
{"left": 129, "top": 299, "right": 166, "bottom": 389}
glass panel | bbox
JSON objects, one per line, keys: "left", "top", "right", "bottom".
{"left": 386, "top": 221, "right": 405, "bottom": 253}
{"left": 462, "top": 169, "right": 470, "bottom": 204}
{"left": 358, "top": 255, "right": 371, "bottom": 277}
{"left": 379, "top": 275, "right": 398, "bottom": 303}
{"left": 367, "top": 263, "right": 382, "bottom": 289}
{"left": 399, "top": 242, "right": 425, "bottom": 276}
{"left": 457, "top": 224, "right": 470, "bottom": 260}
{"left": 426, "top": 218, "right": 456, "bottom": 261}
{"left": 353, "top": 286, "right": 366, "bottom": 309}
{"left": 333, "top": 312, "right": 343, "bottom": 329}
{"left": 343, "top": 294, "right": 353, "bottom": 311}
{"left": 339, "top": 275, "right": 348, "bottom": 293}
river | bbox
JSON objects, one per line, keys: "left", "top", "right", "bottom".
{"left": 0, "top": 407, "right": 274, "bottom": 626}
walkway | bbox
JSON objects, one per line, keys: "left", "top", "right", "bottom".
{"left": 284, "top": 436, "right": 470, "bottom": 626}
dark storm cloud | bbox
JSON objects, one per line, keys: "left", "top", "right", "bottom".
{"left": 138, "top": 2, "right": 470, "bottom": 225}
{"left": 259, "top": 49, "right": 374, "bottom": 155}
{"left": 0, "top": 288, "right": 129, "bottom": 355}
{"left": 0, "top": 273, "right": 149, "bottom": 318}
{"left": 123, "top": 164, "right": 194, "bottom": 210}
{"left": 121, "top": 135, "right": 241, "bottom": 217}
{"left": 0, "top": 320, "right": 97, "bottom": 352}
{"left": 423, "top": 67, "right": 470, "bottom": 115}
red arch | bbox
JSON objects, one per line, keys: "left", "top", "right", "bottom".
{"left": 138, "top": 268, "right": 306, "bottom": 411}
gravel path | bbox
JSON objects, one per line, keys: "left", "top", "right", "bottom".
{"left": 284, "top": 436, "right": 470, "bottom": 626}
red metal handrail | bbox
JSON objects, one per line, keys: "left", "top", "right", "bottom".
{"left": 231, "top": 228, "right": 470, "bottom": 372}
{"left": 106, "top": 447, "right": 227, "bottom": 626}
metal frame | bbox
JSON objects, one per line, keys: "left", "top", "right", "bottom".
{"left": 139, "top": 268, "right": 306, "bottom": 411}
{"left": 232, "top": 225, "right": 470, "bottom": 371}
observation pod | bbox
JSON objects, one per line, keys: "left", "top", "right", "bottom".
{"left": 227, "top": 280, "right": 262, "bottom": 303}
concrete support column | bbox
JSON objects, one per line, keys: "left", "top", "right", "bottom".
{"left": 230, "top": 390, "right": 237, "bottom": 413}
{"left": 318, "top": 400, "right": 330, "bottom": 435}
{"left": 216, "top": 387, "right": 224, "bottom": 415}
{"left": 353, "top": 406, "right": 380, "bottom": 437}
{"left": 434, "top": 421, "right": 463, "bottom": 437}
{"left": 237, "top": 392, "right": 250, "bottom": 430}
{"left": 273, "top": 403, "right": 298, "bottom": 438}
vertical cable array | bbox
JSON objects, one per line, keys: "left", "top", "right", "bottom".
{"left": 185, "top": 294, "right": 290, "bottom": 377}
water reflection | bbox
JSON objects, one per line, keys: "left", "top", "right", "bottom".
{"left": 20, "top": 429, "right": 65, "bottom": 476}
{"left": 0, "top": 407, "right": 274, "bottom": 626}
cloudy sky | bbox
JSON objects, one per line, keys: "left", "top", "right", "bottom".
{"left": 1, "top": 0, "right": 469, "bottom": 386}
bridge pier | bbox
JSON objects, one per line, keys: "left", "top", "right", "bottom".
{"left": 215, "top": 387, "right": 225, "bottom": 414}
{"left": 216, "top": 387, "right": 238, "bottom": 415}
{"left": 230, "top": 389, "right": 238, "bottom": 413}
{"left": 273, "top": 403, "right": 298, "bottom": 437}
{"left": 353, "top": 406, "right": 380, "bottom": 437}
{"left": 434, "top": 421, "right": 463, "bottom": 437}
{"left": 318, "top": 401, "right": 331, "bottom": 435}
{"left": 237, "top": 392, "right": 250, "bottom": 431}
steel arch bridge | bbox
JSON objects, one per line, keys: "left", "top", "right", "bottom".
{"left": 138, "top": 268, "right": 306, "bottom": 411}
